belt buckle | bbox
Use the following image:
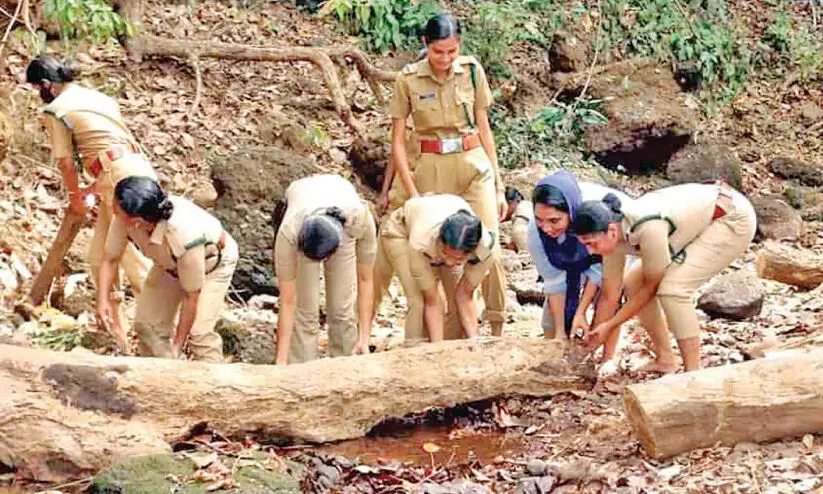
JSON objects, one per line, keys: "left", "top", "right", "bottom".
{"left": 441, "top": 138, "right": 462, "bottom": 154}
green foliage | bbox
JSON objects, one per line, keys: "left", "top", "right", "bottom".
{"left": 320, "top": 0, "right": 441, "bottom": 53}
{"left": 34, "top": 327, "right": 83, "bottom": 352}
{"left": 759, "top": 10, "right": 823, "bottom": 84}
{"left": 598, "top": 0, "right": 751, "bottom": 104}
{"left": 463, "top": 0, "right": 561, "bottom": 80}
{"left": 43, "top": 0, "right": 133, "bottom": 44}
{"left": 14, "top": 30, "right": 48, "bottom": 57}
{"left": 492, "top": 97, "right": 608, "bottom": 169}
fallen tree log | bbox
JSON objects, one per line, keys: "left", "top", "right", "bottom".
{"left": 0, "top": 338, "right": 593, "bottom": 482}
{"left": 28, "top": 209, "right": 84, "bottom": 305}
{"left": 624, "top": 347, "right": 823, "bottom": 458}
{"left": 757, "top": 241, "right": 823, "bottom": 289}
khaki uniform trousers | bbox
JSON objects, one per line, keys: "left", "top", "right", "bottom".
{"left": 88, "top": 154, "right": 154, "bottom": 294}
{"left": 288, "top": 236, "right": 359, "bottom": 364}
{"left": 623, "top": 192, "right": 756, "bottom": 340}
{"left": 134, "top": 236, "right": 238, "bottom": 362}
{"left": 413, "top": 146, "right": 506, "bottom": 326}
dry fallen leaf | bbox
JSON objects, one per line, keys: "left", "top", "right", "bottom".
{"left": 422, "top": 442, "right": 441, "bottom": 454}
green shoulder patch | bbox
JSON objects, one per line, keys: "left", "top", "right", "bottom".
{"left": 184, "top": 236, "right": 209, "bottom": 250}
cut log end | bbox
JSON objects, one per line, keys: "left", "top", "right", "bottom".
{"left": 622, "top": 388, "right": 658, "bottom": 457}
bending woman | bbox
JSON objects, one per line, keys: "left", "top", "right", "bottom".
{"left": 528, "top": 170, "right": 628, "bottom": 353}
{"left": 572, "top": 182, "right": 756, "bottom": 372}
{"left": 274, "top": 175, "right": 377, "bottom": 365}
{"left": 377, "top": 194, "right": 497, "bottom": 341}
{"left": 97, "top": 176, "right": 238, "bottom": 361}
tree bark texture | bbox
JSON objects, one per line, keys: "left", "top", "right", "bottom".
{"left": 624, "top": 348, "right": 823, "bottom": 458}
{"left": 0, "top": 338, "right": 593, "bottom": 482}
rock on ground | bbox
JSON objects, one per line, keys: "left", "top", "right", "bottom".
{"left": 549, "top": 31, "right": 590, "bottom": 72}
{"left": 215, "top": 308, "right": 277, "bottom": 364}
{"left": 750, "top": 195, "right": 803, "bottom": 241}
{"left": 697, "top": 270, "right": 765, "bottom": 320}
{"left": 666, "top": 143, "right": 742, "bottom": 190}
{"left": 210, "top": 146, "right": 319, "bottom": 299}
{"left": 769, "top": 157, "right": 823, "bottom": 187}
{"left": 90, "top": 453, "right": 299, "bottom": 494}
{"left": 578, "top": 61, "right": 695, "bottom": 175}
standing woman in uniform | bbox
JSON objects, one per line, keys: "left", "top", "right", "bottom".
{"left": 573, "top": 183, "right": 756, "bottom": 372}
{"left": 27, "top": 57, "right": 156, "bottom": 335}
{"left": 388, "top": 13, "right": 508, "bottom": 336}
{"left": 96, "top": 177, "right": 238, "bottom": 361}
{"left": 273, "top": 175, "right": 377, "bottom": 365}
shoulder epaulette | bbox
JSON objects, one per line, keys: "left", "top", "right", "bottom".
{"left": 402, "top": 63, "right": 417, "bottom": 75}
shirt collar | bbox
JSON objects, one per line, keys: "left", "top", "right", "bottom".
{"left": 149, "top": 221, "right": 168, "bottom": 245}
{"left": 418, "top": 58, "right": 465, "bottom": 82}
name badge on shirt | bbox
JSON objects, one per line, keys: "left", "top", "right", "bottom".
{"left": 419, "top": 91, "right": 437, "bottom": 101}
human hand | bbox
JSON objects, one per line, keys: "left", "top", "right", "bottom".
{"left": 585, "top": 322, "right": 613, "bottom": 351}
{"left": 497, "top": 192, "right": 507, "bottom": 222}
{"left": 571, "top": 313, "right": 590, "bottom": 338}
{"left": 353, "top": 335, "right": 371, "bottom": 355}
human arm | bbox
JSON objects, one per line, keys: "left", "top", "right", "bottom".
{"left": 377, "top": 156, "right": 396, "bottom": 214}
{"left": 475, "top": 106, "right": 505, "bottom": 222}
{"left": 571, "top": 280, "right": 599, "bottom": 336}
{"left": 587, "top": 222, "right": 670, "bottom": 347}
{"left": 391, "top": 118, "right": 419, "bottom": 199}
{"left": 353, "top": 263, "right": 374, "bottom": 354}
{"left": 273, "top": 231, "right": 299, "bottom": 365}
{"left": 96, "top": 217, "right": 129, "bottom": 349}
{"left": 410, "top": 250, "right": 443, "bottom": 342}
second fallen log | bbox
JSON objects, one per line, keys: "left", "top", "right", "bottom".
{"left": 624, "top": 348, "right": 823, "bottom": 458}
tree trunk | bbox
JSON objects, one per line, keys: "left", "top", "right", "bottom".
{"left": 0, "top": 338, "right": 593, "bottom": 482}
{"left": 28, "top": 209, "right": 85, "bottom": 306}
{"left": 757, "top": 241, "right": 823, "bottom": 289}
{"left": 623, "top": 348, "right": 823, "bottom": 458}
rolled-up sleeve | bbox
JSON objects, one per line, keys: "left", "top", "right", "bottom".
{"left": 583, "top": 262, "right": 603, "bottom": 286}
{"left": 527, "top": 220, "right": 567, "bottom": 295}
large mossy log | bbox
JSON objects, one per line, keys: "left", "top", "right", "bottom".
{"left": 624, "top": 348, "right": 823, "bottom": 458}
{"left": 0, "top": 339, "right": 592, "bottom": 481}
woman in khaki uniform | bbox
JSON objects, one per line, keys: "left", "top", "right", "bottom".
{"left": 573, "top": 182, "right": 756, "bottom": 373}
{"left": 97, "top": 177, "right": 238, "bottom": 361}
{"left": 377, "top": 194, "right": 497, "bottom": 341}
{"left": 27, "top": 57, "right": 155, "bottom": 293}
{"left": 502, "top": 186, "right": 532, "bottom": 252}
{"left": 274, "top": 175, "right": 377, "bottom": 365}
{"left": 388, "top": 14, "right": 507, "bottom": 336}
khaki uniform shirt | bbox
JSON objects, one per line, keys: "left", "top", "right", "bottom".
{"left": 276, "top": 175, "right": 377, "bottom": 282}
{"left": 390, "top": 194, "right": 497, "bottom": 291}
{"left": 105, "top": 196, "right": 224, "bottom": 292}
{"left": 388, "top": 55, "right": 492, "bottom": 140}
{"left": 603, "top": 183, "right": 721, "bottom": 278}
{"left": 44, "top": 83, "right": 151, "bottom": 181}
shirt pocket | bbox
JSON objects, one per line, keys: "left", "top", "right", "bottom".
{"left": 410, "top": 90, "right": 443, "bottom": 131}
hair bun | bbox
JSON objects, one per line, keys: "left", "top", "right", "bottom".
{"left": 602, "top": 193, "right": 622, "bottom": 214}
{"left": 157, "top": 196, "right": 174, "bottom": 221}
{"left": 324, "top": 206, "right": 346, "bottom": 226}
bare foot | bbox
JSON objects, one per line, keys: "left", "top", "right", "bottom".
{"left": 637, "top": 359, "right": 678, "bottom": 374}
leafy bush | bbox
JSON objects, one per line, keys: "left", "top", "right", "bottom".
{"left": 319, "top": 0, "right": 440, "bottom": 53}
{"left": 492, "top": 97, "right": 608, "bottom": 169}
{"left": 598, "top": 0, "right": 751, "bottom": 104}
{"left": 759, "top": 11, "right": 822, "bottom": 84}
{"left": 43, "top": 0, "right": 133, "bottom": 44}
{"left": 463, "top": 0, "right": 561, "bottom": 80}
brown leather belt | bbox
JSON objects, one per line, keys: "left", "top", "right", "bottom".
{"left": 420, "top": 134, "right": 481, "bottom": 154}
{"left": 712, "top": 186, "right": 734, "bottom": 221}
{"left": 88, "top": 143, "right": 140, "bottom": 177}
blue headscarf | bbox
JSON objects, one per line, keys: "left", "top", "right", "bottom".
{"left": 534, "top": 170, "right": 599, "bottom": 334}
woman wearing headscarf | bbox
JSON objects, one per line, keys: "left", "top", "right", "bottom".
{"left": 527, "top": 170, "right": 629, "bottom": 357}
